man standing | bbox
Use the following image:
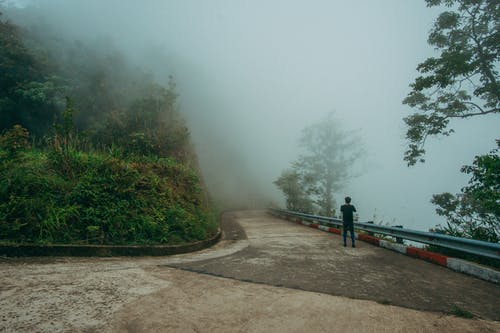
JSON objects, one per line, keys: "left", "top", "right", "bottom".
{"left": 340, "top": 196, "right": 356, "bottom": 247}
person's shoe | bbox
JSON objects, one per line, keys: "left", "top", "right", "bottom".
{"left": 352, "top": 244, "right": 356, "bottom": 248}
{"left": 343, "top": 243, "right": 347, "bottom": 247}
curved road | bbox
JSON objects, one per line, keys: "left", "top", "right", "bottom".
{"left": 1, "top": 210, "right": 499, "bottom": 332}
{"left": 171, "top": 211, "right": 500, "bottom": 319}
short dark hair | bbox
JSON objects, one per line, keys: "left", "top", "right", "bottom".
{"left": 345, "top": 196, "right": 351, "bottom": 203}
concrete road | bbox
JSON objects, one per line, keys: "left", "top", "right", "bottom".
{"left": 171, "top": 211, "right": 500, "bottom": 321}
{"left": 1, "top": 210, "right": 499, "bottom": 332}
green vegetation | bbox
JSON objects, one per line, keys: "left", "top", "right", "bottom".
{"left": 449, "top": 304, "right": 475, "bottom": 319}
{"left": 376, "top": 299, "right": 393, "bottom": 306}
{"left": 428, "top": 142, "right": 499, "bottom": 268}
{"left": 0, "top": 11, "right": 217, "bottom": 245}
{"left": 431, "top": 141, "right": 499, "bottom": 243}
{"left": 403, "top": 1, "right": 499, "bottom": 245}
{"left": 403, "top": 0, "right": 499, "bottom": 166}
{"left": 0, "top": 134, "right": 216, "bottom": 245}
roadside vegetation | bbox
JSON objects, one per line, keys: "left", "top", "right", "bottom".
{"left": 0, "top": 11, "right": 217, "bottom": 245}
{"left": 403, "top": 0, "right": 499, "bottom": 244}
{"left": 274, "top": 114, "right": 363, "bottom": 216}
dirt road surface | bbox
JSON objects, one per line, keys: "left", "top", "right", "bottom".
{"left": 1, "top": 210, "right": 499, "bottom": 332}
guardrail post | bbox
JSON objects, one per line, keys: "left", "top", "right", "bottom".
{"left": 394, "top": 225, "right": 403, "bottom": 244}
{"left": 366, "top": 221, "right": 374, "bottom": 236}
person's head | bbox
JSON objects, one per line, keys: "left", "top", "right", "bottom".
{"left": 345, "top": 196, "right": 351, "bottom": 204}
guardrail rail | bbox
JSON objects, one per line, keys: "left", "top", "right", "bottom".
{"left": 269, "top": 208, "right": 500, "bottom": 260}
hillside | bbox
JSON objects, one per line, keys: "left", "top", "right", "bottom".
{"left": 0, "top": 12, "right": 217, "bottom": 245}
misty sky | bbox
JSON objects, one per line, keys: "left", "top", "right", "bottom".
{"left": 5, "top": 0, "right": 499, "bottom": 231}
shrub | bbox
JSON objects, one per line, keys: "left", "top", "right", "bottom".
{"left": 0, "top": 125, "right": 30, "bottom": 157}
{"left": 0, "top": 142, "right": 217, "bottom": 245}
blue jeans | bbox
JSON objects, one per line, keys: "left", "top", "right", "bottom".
{"left": 343, "top": 221, "right": 355, "bottom": 246}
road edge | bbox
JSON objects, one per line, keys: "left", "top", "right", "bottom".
{"left": 0, "top": 228, "right": 222, "bottom": 257}
{"left": 274, "top": 213, "right": 499, "bottom": 285}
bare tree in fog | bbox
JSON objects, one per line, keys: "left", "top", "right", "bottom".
{"left": 275, "top": 114, "right": 363, "bottom": 216}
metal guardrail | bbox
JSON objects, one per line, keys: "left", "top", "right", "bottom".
{"left": 269, "top": 208, "right": 500, "bottom": 260}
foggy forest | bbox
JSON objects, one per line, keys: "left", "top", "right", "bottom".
{"left": 0, "top": 0, "right": 498, "bottom": 245}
